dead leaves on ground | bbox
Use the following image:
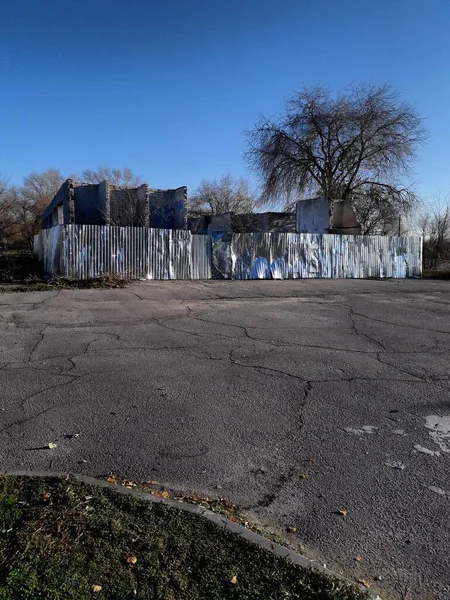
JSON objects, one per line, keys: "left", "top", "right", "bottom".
{"left": 105, "top": 475, "right": 137, "bottom": 489}
{"left": 230, "top": 575, "right": 238, "bottom": 585}
{"left": 286, "top": 526, "right": 297, "bottom": 534}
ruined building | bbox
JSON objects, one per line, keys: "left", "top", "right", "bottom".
{"left": 41, "top": 179, "right": 187, "bottom": 230}
{"left": 42, "top": 179, "right": 362, "bottom": 237}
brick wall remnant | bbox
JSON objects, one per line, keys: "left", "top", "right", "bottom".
{"left": 41, "top": 180, "right": 187, "bottom": 230}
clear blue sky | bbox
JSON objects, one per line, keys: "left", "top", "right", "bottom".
{"left": 0, "top": 0, "right": 448, "bottom": 199}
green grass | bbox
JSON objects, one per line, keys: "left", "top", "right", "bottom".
{"left": 0, "top": 476, "right": 369, "bottom": 600}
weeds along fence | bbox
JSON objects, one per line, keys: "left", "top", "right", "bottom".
{"left": 34, "top": 225, "right": 422, "bottom": 280}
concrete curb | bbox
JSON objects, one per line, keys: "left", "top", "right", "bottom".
{"left": 2, "top": 471, "right": 379, "bottom": 598}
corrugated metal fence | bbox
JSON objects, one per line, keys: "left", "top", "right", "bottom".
{"left": 34, "top": 225, "right": 422, "bottom": 280}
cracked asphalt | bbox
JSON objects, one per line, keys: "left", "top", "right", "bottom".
{"left": 1, "top": 279, "right": 449, "bottom": 599}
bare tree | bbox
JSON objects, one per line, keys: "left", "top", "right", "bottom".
{"left": 82, "top": 166, "right": 142, "bottom": 187}
{"left": 0, "top": 176, "right": 16, "bottom": 246}
{"left": 418, "top": 195, "right": 450, "bottom": 270}
{"left": 246, "top": 84, "right": 426, "bottom": 220}
{"left": 22, "top": 168, "right": 65, "bottom": 209}
{"left": 352, "top": 185, "right": 408, "bottom": 235}
{"left": 187, "top": 174, "right": 261, "bottom": 233}
{"left": 188, "top": 174, "right": 258, "bottom": 215}
{"left": 17, "top": 168, "right": 66, "bottom": 248}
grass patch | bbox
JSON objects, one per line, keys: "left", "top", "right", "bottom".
{"left": 0, "top": 251, "right": 127, "bottom": 292}
{"left": 422, "top": 269, "right": 450, "bottom": 280}
{"left": 0, "top": 250, "right": 43, "bottom": 283}
{"left": 0, "top": 475, "right": 369, "bottom": 600}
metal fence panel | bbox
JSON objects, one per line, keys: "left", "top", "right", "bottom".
{"left": 147, "top": 228, "right": 170, "bottom": 279}
{"left": 229, "top": 232, "right": 422, "bottom": 280}
{"left": 34, "top": 225, "right": 422, "bottom": 280}
{"left": 191, "top": 235, "right": 212, "bottom": 280}
{"left": 170, "top": 230, "right": 192, "bottom": 279}
{"left": 33, "top": 226, "right": 63, "bottom": 274}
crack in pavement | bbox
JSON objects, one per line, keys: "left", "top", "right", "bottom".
{"left": 0, "top": 370, "right": 118, "bottom": 435}
{"left": 376, "top": 353, "right": 450, "bottom": 393}
{"left": 349, "top": 307, "right": 450, "bottom": 336}
{"left": 27, "top": 324, "right": 50, "bottom": 362}
{"left": 346, "top": 306, "right": 388, "bottom": 352}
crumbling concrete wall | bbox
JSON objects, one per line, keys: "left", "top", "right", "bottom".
{"left": 296, "top": 198, "right": 330, "bottom": 234}
{"left": 42, "top": 180, "right": 72, "bottom": 229}
{"left": 109, "top": 186, "right": 148, "bottom": 226}
{"left": 330, "top": 200, "right": 361, "bottom": 234}
{"left": 296, "top": 198, "right": 361, "bottom": 234}
{"left": 251, "top": 212, "right": 296, "bottom": 233}
{"left": 74, "top": 184, "right": 107, "bottom": 226}
{"left": 188, "top": 212, "right": 296, "bottom": 235}
{"left": 149, "top": 186, "right": 187, "bottom": 229}
{"left": 42, "top": 181, "right": 187, "bottom": 230}
{"left": 42, "top": 180, "right": 108, "bottom": 228}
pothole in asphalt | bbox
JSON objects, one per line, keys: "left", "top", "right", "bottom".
{"left": 425, "top": 415, "right": 450, "bottom": 453}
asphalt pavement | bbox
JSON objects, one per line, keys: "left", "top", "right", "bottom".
{"left": 1, "top": 279, "right": 449, "bottom": 599}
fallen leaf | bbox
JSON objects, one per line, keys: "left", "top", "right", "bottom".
{"left": 161, "top": 491, "right": 169, "bottom": 499}
{"left": 42, "top": 491, "right": 51, "bottom": 502}
{"left": 106, "top": 477, "right": 116, "bottom": 484}
{"left": 299, "top": 474, "right": 309, "bottom": 480}
{"left": 286, "top": 526, "right": 297, "bottom": 533}
{"left": 338, "top": 509, "right": 348, "bottom": 516}
{"left": 48, "top": 443, "right": 57, "bottom": 449}
{"left": 358, "top": 579, "right": 371, "bottom": 588}
{"left": 127, "top": 556, "right": 137, "bottom": 564}
{"left": 231, "top": 517, "right": 238, "bottom": 523}
{"left": 92, "top": 584, "right": 102, "bottom": 592}
{"left": 355, "top": 555, "right": 363, "bottom": 562}
{"left": 230, "top": 575, "right": 238, "bottom": 585}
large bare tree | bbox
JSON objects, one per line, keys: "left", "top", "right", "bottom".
{"left": 81, "top": 166, "right": 142, "bottom": 187}
{"left": 246, "top": 84, "right": 426, "bottom": 225}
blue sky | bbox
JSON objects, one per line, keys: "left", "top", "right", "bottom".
{"left": 0, "top": 0, "right": 449, "bottom": 199}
